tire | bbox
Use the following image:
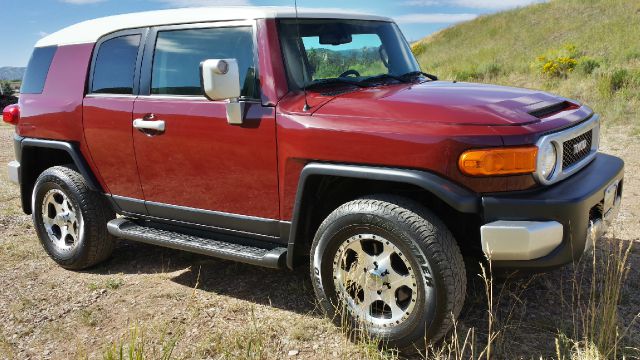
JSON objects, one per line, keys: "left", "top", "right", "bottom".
{"left": 310, "top": 195, "right": 466, "bottom": 351}
{"left": 32, "top": 165, "right": 116, "bottom": 270}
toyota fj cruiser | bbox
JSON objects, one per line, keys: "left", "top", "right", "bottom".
{"left": 3, "top": 7, "right": 624, "bottom": 350}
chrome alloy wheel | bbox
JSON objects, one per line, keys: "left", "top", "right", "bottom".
{"left": 332, "top": 234, "right": 418, "bottom": 328}
{"left": 41, "top": 189, "right": 82, "bottom": 252}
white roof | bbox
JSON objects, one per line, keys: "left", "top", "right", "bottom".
{"left": 36, "top": 6, "right": 392, "bottom": 48}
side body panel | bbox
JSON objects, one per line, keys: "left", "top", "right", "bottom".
{"left": 16, "top": 44, "right": 93, "bottom": 142}
{"left": 274, "top": 101, "right": 504, "bottom": 220}
{"left": 83, "top": 97, "right": 143, "bottom": 199}
{"left": 16, "top": 43, "right": 109, "bottom": 191}
{"left": 131, "top": 99, "right": 280, "bottom": 220}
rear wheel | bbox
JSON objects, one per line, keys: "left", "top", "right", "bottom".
{"left": 310, "top": 195, "right": 466, "bottom": 351}
{"left": 32, "top": 166, "right": 116, "bottom": 269}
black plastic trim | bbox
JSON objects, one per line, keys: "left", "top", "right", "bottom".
{"left": 20, "top": 137, "right": 102, "bottom": 192}
{"left": 15, "top": 137, "right": 103, "bottom": 214}
{"left": 110, "top": 195, "right": 148, "bottom": 215}
{"left": 483, "top": 153, "right": 624, "bottom": 270}
{"left": 286, "top": 162, "right": 480, "bottom": 268}
{"left": 146, "top": 200, "right": 283, "bottom": 238}
{"left": 108, "top": 196, "right": 290, "bottom": 244}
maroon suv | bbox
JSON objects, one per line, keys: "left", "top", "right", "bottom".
{"left": 3, "top": 7, "right": 624, "bottom": 350}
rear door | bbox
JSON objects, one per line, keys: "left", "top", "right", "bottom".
{"left": 132, "top": 22, "right": 280, "bottom": 235}
{"left": 83, "top": 30, "right": 147, "bottom": 214}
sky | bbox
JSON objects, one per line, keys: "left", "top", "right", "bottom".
{"left": 2, "top": 0, "right": 545, "bottom": 67}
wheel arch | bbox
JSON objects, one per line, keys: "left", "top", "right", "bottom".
{"left": 286, "top": 163, "right": 481, "bottom": 269}
{"left": 17, "top": 136, "right": 103, "bottom": 214}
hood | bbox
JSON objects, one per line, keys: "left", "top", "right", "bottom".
{"left": 312, "top": 81, "right": 578, "bottom": 126}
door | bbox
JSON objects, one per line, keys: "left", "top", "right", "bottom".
{"left": 83, "top": 30, "right": 146, "bottom": 213}
{"left": 132, "top": 22, "right": 280, "bottom": 232}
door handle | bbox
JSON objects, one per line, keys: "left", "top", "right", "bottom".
{"left": 133, "top": 119, "right": 165, "bottom": 132}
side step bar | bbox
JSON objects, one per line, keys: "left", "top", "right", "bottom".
{"left": 107, "top": 218, "right": 287, "bottom": 269}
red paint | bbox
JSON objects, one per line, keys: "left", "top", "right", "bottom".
{"left": 256, "top": 19, "right": 289, "bottom": 106}
{"left": 16, "top": 43, "right": 110, "bottom": 191}
{"left": 132, "top": 98, "right": 280, "bottom": 219}
{"left": 18, "top": 20, "right": 597, "bottom": 223}
{"left": 83, "top": 97, "right": 143, "bottom": 199}
{"left": 17, "top": 44, "right": 93, "bottom": 142}
{"left": 2, "top": 104, "right": 20, "bottom": 125}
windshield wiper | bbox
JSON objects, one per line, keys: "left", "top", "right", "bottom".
{"left": 303, "top": 78, "right": 370, "bottom": 90}
{"left": 398, "top": 71, "right": 438, "bottom": 81}
{"left": 360, "top": 73, "right": 411, "bottom": 84}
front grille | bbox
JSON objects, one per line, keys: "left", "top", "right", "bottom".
{"left": 562, "top": 129, "right": 593, "bottom": 168}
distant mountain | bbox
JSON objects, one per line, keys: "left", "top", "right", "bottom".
{"left": 0, "top": 67, "right": 26, "bottom": 81}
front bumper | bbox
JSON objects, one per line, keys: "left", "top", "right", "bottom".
{"left": 482, "top": 153, "right": 624, "bottom": 270}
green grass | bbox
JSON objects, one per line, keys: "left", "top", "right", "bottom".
{"left": 412, "top": 0, "right": 640, "bottom": 133}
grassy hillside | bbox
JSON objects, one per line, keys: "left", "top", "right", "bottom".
{"left": 412, "top": 0, "right": 640, "bottom": 133}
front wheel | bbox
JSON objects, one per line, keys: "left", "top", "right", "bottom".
{"left": 310, "top": 195, "right": 466, "bottom": 351}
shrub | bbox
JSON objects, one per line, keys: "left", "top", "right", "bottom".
{"left": 479, "top": 62, "right": 502, "bottom": 79}
{"left": 411, "top": 41, "right": 427, "bottom": 56}
{"left": 534, "top": 44, "right": 581, "bottom": 78}
{"left": 598, "top": 69, "right": 630, "bottom": 97}
{"left": 611, "top": 69, "right": 630, "bottom": 90}
{"left": 0, "top": 94, "right": 18, "bottom": 110}
{"left": 452, "top": 68, "right": 482, "bottom": 81}
{"left": 537, "top": 55, "right": 578, "bottom": 77}
{"left": 624, "top": 49, "right": 640, "bottom": 61}
{"left": 451, "top": 62, "right": 502, "bottom": 82}
{"left": 577, "top": 57, "right": 600, "bottom": 75}
{"left": 0, "top": 81, "right": 13, "bottom": 96}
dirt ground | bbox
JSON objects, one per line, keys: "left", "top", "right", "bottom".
{"left": 0, "top": 121, "right": 638, "bottom": 360}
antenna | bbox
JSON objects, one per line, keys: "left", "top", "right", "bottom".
{"left": 294, "top": 0, "right": 311, "bottom": 112}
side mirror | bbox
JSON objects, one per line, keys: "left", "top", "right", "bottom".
{"left": 200, "top": 59, "right": 244, "bottom": 125}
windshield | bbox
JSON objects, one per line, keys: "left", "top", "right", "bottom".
{"left": 278, "top": 19, "right": 421, "bottom": 90}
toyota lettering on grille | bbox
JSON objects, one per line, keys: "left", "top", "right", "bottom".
{"left": 573, "top": 139, "right": 588, "bottom": 155}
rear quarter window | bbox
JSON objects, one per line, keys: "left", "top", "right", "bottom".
{"left": 21, "top": 46, "right": 57, "bottom": 94}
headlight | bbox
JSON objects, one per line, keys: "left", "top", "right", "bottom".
{"left": 539, "top": 142, "right": 557, "bottom": 180}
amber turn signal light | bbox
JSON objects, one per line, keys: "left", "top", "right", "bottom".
{"left": 459, "top": 146, "right": 538, "bottom": 176}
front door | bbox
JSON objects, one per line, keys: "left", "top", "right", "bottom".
{"left": 132, "top": 23, "right": 280, "bottom": 234}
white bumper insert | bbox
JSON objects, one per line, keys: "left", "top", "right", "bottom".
{"left": 480, "top": 220, "right": 563, "bottom": 261}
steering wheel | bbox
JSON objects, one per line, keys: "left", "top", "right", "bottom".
{"left": 339, "top": 69, "right": 360, "bottom": 78}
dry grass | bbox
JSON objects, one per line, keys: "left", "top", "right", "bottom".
{"left": 2, "top": 1, "right": 640, "bottom": 351}
{"left": 0, "top": 119, "right": 638, "bottom": 359}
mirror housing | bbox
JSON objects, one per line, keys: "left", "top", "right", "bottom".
{"left": 201, "top": 59, "right": 241, "bottom": 101}
{"left": 200, "top": 59, "right": 244, "bottom": 125}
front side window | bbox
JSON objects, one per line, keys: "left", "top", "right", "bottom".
{"left": 278, "top": 19, "right": 421, "bottom": 90}
{"left": 91, "top": 35, "right": 141, "bottom": 94}
{"left": 151, "top": 27, "right": 258, "bottom": 98}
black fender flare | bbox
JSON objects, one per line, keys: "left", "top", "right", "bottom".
{"left": 286, "top": 162, "right": 480, "bottom": 269}
{"left": 16, "top": 136, "right": 103, "bottom": 213}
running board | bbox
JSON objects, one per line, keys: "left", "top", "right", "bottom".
{"left": 107, "top": 218, "right": 286, "bottom": 269}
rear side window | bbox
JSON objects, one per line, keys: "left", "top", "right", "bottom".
{"left": 151, "top": 27, "right": 258, "bottom": 98}
{"left": 21, "top": 46, "right": 57, "bottom": 94}
{"left": 91, "top": 35, "right": 141, "bottom": 94}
